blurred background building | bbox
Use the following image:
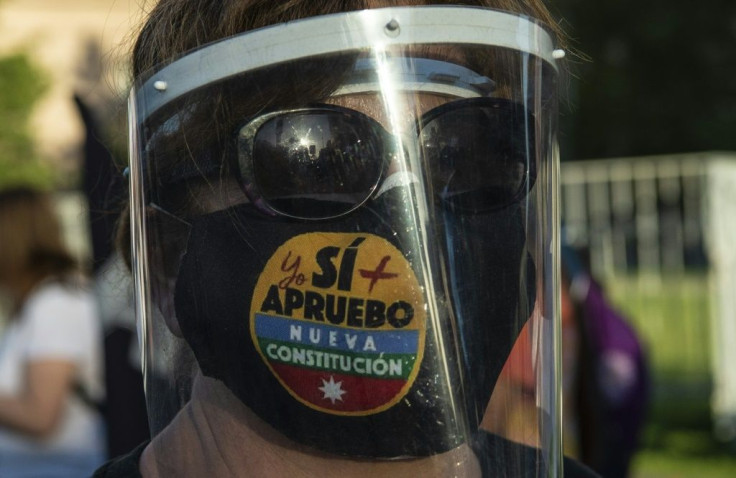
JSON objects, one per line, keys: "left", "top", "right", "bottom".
{"left": 0, "top": 0, "right": 139, "bottom": 263}
{"left": 0, "top": 0, "right": 135, "bottom": 178}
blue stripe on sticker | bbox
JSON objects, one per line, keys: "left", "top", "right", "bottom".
{"left": 254, "top": 313, "right": 419, "bottom": 354}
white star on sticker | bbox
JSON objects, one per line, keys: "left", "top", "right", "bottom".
{"left": 318, "top": 376, "right": 347, "bottom": 404}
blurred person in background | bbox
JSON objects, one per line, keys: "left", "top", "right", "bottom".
{"left": 0, "top": 187, "right": 107, "bottom": 477}
{"left": 561, "top": 245, "right": 650, "bottom": 478}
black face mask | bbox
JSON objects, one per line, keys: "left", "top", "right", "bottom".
{"left": 174, "top": 186, "right": 535, "bottom": 457}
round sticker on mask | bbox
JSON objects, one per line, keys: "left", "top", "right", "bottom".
{"left": 250, "top": 232, "right": 426, "bottom": 416}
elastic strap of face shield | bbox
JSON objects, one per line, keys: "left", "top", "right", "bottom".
{"left": 333, "top": 57, "right": 495, "bottom": 98}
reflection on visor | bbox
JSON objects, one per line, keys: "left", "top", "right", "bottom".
{"left": 236, "top": 98, "right": 535, "bottom": 219}
{"left": 421, "top": 98, "right": 535, "bottom": 213}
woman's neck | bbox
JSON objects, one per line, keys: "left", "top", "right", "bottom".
{"left": 140, "top": 375, "right": 481, "bottom": 478}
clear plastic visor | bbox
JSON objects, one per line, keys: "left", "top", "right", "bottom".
{"left": 129, "top": 6, "right": 562, "bottom": 476}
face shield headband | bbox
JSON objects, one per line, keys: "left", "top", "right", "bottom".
{"left": 128, "top": 5, "right": 563, "bottom": 464}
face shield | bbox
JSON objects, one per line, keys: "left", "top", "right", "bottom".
{"left": 128, "top": 5, "right": 563, "bottom": 474}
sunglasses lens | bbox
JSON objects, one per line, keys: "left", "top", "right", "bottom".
{"left": 250, "top": 110, "right": 387, "bottom": 218}
{"left": 421, "top": 100, "right": 534, "bottom": 212}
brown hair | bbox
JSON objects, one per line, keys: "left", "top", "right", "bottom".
{"left": 0, "top": 187, "right": 77, "bottom": 308}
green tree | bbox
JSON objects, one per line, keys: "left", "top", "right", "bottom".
{"left": 0, "top": 52, "right": 54, "bottom": 188}
{"left": 553, "top": 0, "right": 736, "bottom": 160}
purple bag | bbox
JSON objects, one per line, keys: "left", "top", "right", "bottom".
{"left": 576, "top": 277, "right": 650, "bottom": 477}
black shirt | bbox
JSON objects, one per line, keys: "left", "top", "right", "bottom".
{"left": 472, "top": 432, "right": 600, "bottom": 477}
{"left": 92, "top": 441, "right": 146, "bottom": 477}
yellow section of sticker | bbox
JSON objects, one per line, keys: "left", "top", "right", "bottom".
{"left": 250, "top": 232, "right": 426, "bottom": 415}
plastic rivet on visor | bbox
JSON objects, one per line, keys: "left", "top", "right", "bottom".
{"left": 552, "top": 49, "right": 566, "bottom": 60}
{"left": 384, "top": 19, "right": 400, "bottom": 37}
{"left": 153, "top": 80, "right": 168, "bottom": 92}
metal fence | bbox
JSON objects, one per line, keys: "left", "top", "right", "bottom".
{"left": 561, "top": 151, "right": 736, "bottom": 440}
{"left": 561, "top": 153, "right": 713, "bottom": 279}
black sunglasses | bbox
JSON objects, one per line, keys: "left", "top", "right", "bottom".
{"left": 233, "top": 97, "right": 536, "bottom": 220}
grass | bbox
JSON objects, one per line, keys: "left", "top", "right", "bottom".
{"left": 632, "top": 449, "right": 736, "bottom": 478}
{"left": 602, "top": 273, "right": 736, "bottom": 477}
{"left": 632, "top": 378, "right": 736, "bottom": 478}
{"left": 606, "top": 273, "right": 712, "bottom": 379}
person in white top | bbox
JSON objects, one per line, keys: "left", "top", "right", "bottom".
{"left": 0, "top": 187, "right": 106, "bottom": 477}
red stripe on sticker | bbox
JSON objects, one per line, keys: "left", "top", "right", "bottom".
{"left": 271, "top": 363, "right": 407, "bottom": 412}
